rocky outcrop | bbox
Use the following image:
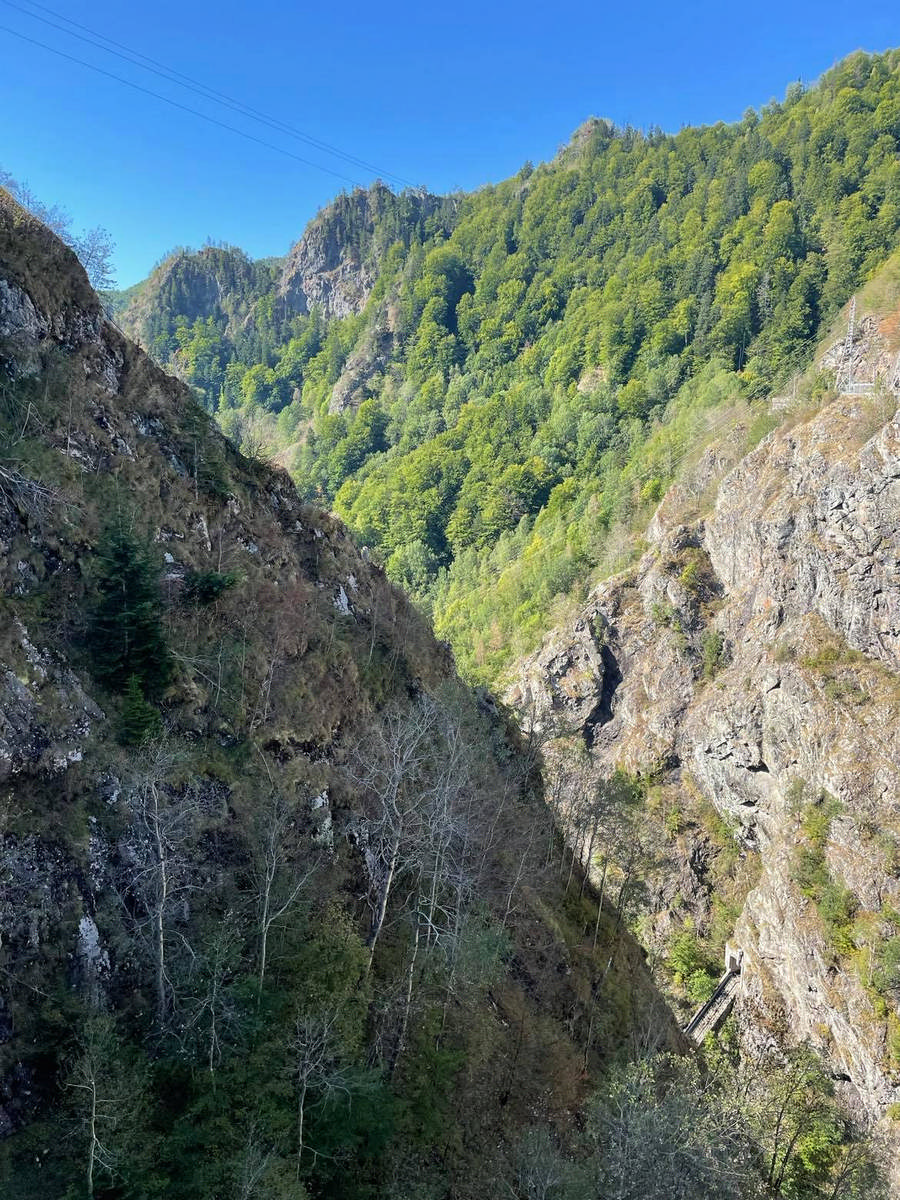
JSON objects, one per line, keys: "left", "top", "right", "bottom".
{"left": 328, "top": 307, "right": 396, "bottom": 412}
{"left": 512, "top": 386, "right": 900, "bottom": 1130}
{"left": 819, "top": 313, "right": 900, "bottom": 390}
{"left": 277, "top": 183, "right": 458, "bottom": 321}
{"left": 116, "top": 244, "right": 277, "bottom": 352}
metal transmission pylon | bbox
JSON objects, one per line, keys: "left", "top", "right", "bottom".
{"left": 840, "top": 295, "right": 857, "bottom": 393}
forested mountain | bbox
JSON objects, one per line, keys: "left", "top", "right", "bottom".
{"left": 113, "top": 244, "right": 281, "bottom": 366}
{"left": 121, "top": 49, "right": 900, "bottom": 681}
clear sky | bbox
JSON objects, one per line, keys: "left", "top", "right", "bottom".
{"left": 1, "top": 0, "right": 897, "bottom": 287}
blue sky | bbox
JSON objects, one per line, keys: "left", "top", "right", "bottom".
{"left": 1, "top": 0, "right": 897, "bottom": 286}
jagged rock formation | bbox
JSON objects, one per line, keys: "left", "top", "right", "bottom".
{"left": 276, "top": 183, "right": 458, "bottom": 321}
{"left": 512, "top": 300, "right": 900, "bottom": 1132}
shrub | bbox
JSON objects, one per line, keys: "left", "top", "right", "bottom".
{"left": 181, "top": 569, "right": 239, "bottom": 606}
{"left": 701, "top": 630, "right": 726, "bottom": 679}
{"left": 679, "top": 558, "right": 702, "bottom": 596}
{"left": 668, "top": 927, "right": 718, "bottom": 998}
{"left": 871, "top": 929, "right": 900, "bottom": 997}
{"left": 792, "top": 799, "right": 857, "bottom": 958}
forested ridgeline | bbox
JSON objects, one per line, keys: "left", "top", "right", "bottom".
{"left": 119, "top": 50, "right": 900, "bottom": 681}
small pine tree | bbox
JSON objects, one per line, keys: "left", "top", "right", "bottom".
{"left": 88, "top": 518, "right": 172, "bottom": 699}
{"left": 118, "top": 674, "right": 162, "bottom": 746}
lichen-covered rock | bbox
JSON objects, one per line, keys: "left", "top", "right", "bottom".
{"left": 0, "top": 622, "right": 103, "bottom": 782}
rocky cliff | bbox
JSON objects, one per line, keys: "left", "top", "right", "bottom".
{"left": 275, "top": 182, "right": 459, "bottom": 321}
{"left": 512, "top": 286, "right": 900, "bottom": 1134}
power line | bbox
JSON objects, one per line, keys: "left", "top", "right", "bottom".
{"left": 2, "top": 0, "right": 416, "bottom": 189}
{"left": 0, "top": 21, "right": 369, "bottom": 188}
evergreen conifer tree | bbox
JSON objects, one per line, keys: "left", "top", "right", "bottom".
{"left": 88, "top": 518, "right": 172, "bottom": 699}
{"left": 118, "top": 674, "right": 163, "bottom": 746}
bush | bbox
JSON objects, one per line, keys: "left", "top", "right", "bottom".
{"left": 701, "top": 630, "right": 725, "bottom": 679}
{"left": 668, "top": 927, "right": 718, "bottom": 997}
{"left": 791, "top": 800, "right": 857, "bottom": 958}
{"left": 181, "top": 569, "right": 239, "bottom": 606}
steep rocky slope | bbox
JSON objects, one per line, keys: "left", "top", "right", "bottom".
{"left": 0, "top": 191, "right": 680, "bottom": 1197}
{"left": 512, "top": 284, "right": 900, "bottom": 1135}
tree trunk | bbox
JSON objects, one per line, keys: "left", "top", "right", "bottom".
{"left": 592, "top": 858, "right": 609, "bottom": 951}
{"left": 87, "top": 1078, "right": 97, "bottom": 1200}
{"left": 257, "top": 873, "right": 272, "bottom": 1004}
{"left": 367, "top": 834, "right": 400, "bottom": 973}
{"left": 296, "top": 1080, "right": 307, "bottom": 1177}
{"left": 150, "top": 788, "right": 169, "bottom": 1026}
{"left": 391, "top": 916, "right": 421, "bottom": 1077}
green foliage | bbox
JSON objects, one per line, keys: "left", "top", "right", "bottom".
{"left": 579, "top": 1047, "right": 886, "bottom": 1200}
{"left": 746, "top": 410, "right": 780, "bottom": 447}
{"left": 679, "top": 557, "right": 703, "bottom": 596}
{"left": 181, "top": 568, "right": 239, "bottom": 606}
{"left": 87, "top": 517, "right": 172, "bottom": 699}
{"left": 791, "top": 799, "right": 858, "bottom": 957}
{"left": 701, "top": 629, "right": 726, "bottom": 679}
{"left": 118, "top": 673, "right": 163, "bottom": 745}
{"left": 129, "top": 51, "right": 900, "bottom": 683}
{"left": 668, "top": 925, "right": 720, "bottom": 1001}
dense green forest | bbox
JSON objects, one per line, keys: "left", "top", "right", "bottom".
{"left": 123, "top": 50, "right": 900, "bottom": 682}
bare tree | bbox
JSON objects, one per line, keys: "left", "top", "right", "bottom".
{"left": 177, "top": 921, "right": 246, "bottom": 1079}
{"left": 64, "top": 1015, "right": 143, "bottom": 1199}
{"left": 346, "top": 697, "right": 440, "bottom": 973}
{"left": 74, "top": 225, "right": 116, "bottom": 294}
{"left": 0, "top": 460, "right": 61, "bottom": 523}
{"left": 290, "top": 1011, "right": 358, "bottom": 1173}
{"left": 118, "top": 742, "right": 200, "bottom": 1029}
{"left": 249, "top": 789, "right": 319, "bottom": 1002}
{"left": 509, "top": 1127, "right": 573, "bottom": 1200}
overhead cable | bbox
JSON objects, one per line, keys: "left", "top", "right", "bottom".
{"left": 0, "top": 21, "right": 368, "bottom": 187}
{"left": 2, "top": 0, "right": 415, "bottom": 189}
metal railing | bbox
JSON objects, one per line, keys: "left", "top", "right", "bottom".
{"left": 683, "top": 967, "right": 741, "bottom": 1046}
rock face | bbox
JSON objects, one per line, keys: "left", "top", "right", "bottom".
{"left": 278, "top": 200, "right": 376, "bottom": 321}
{"left": 512, "top": 386, "right": 900, "bottom": 1129}
{"left": 277, "top": 183, "right": 457, "bottom": 321}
